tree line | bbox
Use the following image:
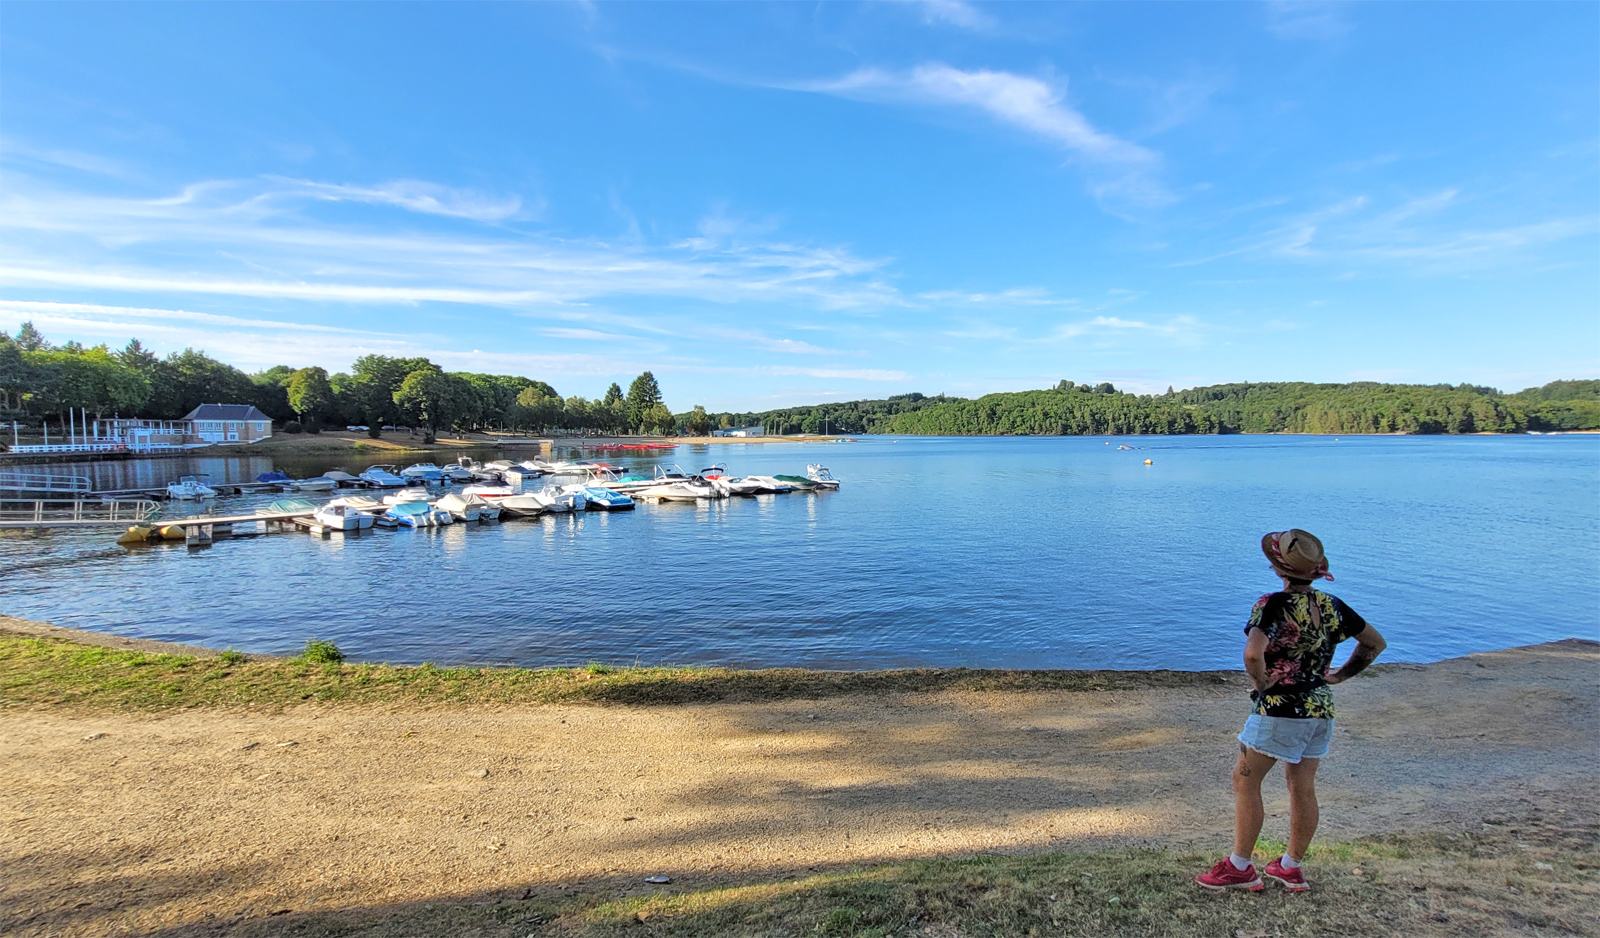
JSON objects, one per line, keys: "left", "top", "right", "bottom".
{"left": 0, "top": 323, "right": 679, "bottom": 441}
{"left": 692, "top": 380, "right": 1600, "bottom": 436}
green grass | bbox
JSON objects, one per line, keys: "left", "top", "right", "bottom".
{"left": 0, "top": 632, "right": 1236, "bottom": 711}
{"left": 208, "top": 825, "right": 1597, "bottom": 937}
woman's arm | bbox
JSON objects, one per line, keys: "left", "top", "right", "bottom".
{"left": 1326, "top": 624, "right": 1386, "bottom": 685}
{"left": 1244, "top": 628, "right": 1273, "bottom": 692}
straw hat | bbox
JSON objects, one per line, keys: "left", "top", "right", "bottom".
{"left": 1261, "top": 529, "right": 1333, "bottom": 582}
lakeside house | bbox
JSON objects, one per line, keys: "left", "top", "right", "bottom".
{"left": 714, "top": 426, "right": 765, "bottom": 437}
{"left": 6, "top": 403, "right": 275, "bottom": 455}
{"left": 182, "top": 404, "right": 274, "bottom": 444}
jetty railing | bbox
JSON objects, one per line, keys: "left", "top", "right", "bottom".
{"left": 0, "top": 471, "right": 94, "bottom": 495}
{"left": 0, "top": 498, "right": 162, "bottom": 528}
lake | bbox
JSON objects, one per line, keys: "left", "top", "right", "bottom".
{"left": 1, "top": 435, "right": 1594, "bottom": 671}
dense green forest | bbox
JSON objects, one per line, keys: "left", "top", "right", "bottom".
{"left": 4, "top": 321, "right": 1594, "bottom": 440}
{"left": 0, "top": 322, "right": 676, "bottom": 440}
{"left": 699, "top": 379, "right": 1600, "bottom": 436}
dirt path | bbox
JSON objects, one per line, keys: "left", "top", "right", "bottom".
{"left": 3, "top": 640, "right": 1594, "bottom": 937}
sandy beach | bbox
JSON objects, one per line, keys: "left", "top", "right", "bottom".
{"left": 1, "top": 630, "right": 1594, "bottom": 937}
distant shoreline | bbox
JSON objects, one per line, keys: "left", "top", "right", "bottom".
{"left": 2, "top": 427, "right": 1593, "bottom": 466}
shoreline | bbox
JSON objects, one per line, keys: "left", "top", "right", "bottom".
{"left": 4, "top": 427, "right": 1592, "bottom": 467}
{"left": 4, "top": 614, "right": 1592, "bottom": 706}
{"left": 3, "top": 629, "right": 1593, "bottom": 937}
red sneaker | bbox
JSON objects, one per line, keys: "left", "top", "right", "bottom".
{"left": 1196, "top": 857, "right": 1263, "bottom": 891}
{"left": 1263, "top": 857, "right": 1309, "bottom": 892}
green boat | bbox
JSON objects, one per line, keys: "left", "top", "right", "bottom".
{"left": 772, "top": 474, "right": 819, "bottom": 491}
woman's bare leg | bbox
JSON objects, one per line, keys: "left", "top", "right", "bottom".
{"left": 1232, "top": 745, "right": 1278, "bottom": 860}
{"left": 1283, "top": 757, "right": 1320, "bottom": 860}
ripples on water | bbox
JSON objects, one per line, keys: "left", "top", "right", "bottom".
{"left": 2, "top": 435, "right": 1594, "bottom": 670}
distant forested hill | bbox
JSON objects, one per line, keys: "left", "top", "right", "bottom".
{"left": 703, "top": 380, "right": 1599, "bottom": 436}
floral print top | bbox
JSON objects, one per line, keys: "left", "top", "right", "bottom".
{"left": 1245, "top": 590, "right": 1369, "bottom": 719}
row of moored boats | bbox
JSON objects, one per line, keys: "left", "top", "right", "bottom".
{"left": 244, "top": 460, "right": 841, "bottom": 531}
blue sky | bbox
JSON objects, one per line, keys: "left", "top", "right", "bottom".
{"left": 1, "top": 2, "right": 1595, "bottom": 411}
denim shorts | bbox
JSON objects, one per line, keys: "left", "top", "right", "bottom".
{"left": 1238, "top": 714, "right": 1333, "bottom": 763}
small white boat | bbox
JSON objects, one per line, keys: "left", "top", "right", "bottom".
{"left": 360, "top": 465, "right": 407, "bottom": 488}
{"left": 381, "top": 488, "right": 433, "bottom": 506}
{"left": 497, "top": 494, "right": 546, "bottom": 519}
{"left": 400, "top": 463, "right": 444, "bottom": 483}
{"left": 636, "top": 481, "right": 714, "bottom": 502}
{"left": 440, "top": 463, "right": 476, "bottom": 483}
{"left": 806, "top": 465, "right": 842, "bottom": 490}
{"left": 313, "top": 503, "right": 374, "bottom": 531}
{"left": 716, "top": 476, "right": 766, "bottom": 496}
{"left": 434, "top": 492, "right": 493, "bottom": 522}
{"left": 461, "top": 482, "right": 516, "bottom": 499}
{"left": 577, "top": 485, "right": 635, "bottom": 510}
{"left": 290, "top": 476, "right": 337, "bottom": 492}
{"left": 742, "top": 475, "right": 795, "bottom": 494}
{"left": 167, "top": 476, "right": 217, "bottom": 500}
{"left": 327, "top": 495, "right": 385, "bottom": 512}
{"left": 321, "top": 469, "right": 361, "bottom": 484}
{"left": 530, "top": 485, "right": 585, "bottom": 512}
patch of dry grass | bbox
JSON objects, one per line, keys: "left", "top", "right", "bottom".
{"left": 0, "top": 633, "right": 1235, "bottom": 711}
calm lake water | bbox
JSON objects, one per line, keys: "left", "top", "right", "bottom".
{"left": 2, "top": 435, "right": 1595, "bottom": 670}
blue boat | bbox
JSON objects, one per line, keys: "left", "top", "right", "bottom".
{"left": 579, "top": 486, "right": 635, "bottom": 511}
{"left": 400, "top": 463, "right": 445, "bottom": 483}
{"left": 256, "top": 470, "right": 292, "bottom": 484}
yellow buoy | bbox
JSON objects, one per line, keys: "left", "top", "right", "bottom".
{"left": 1144, "top": 459, "right": 1153, "bottom": 465}
{"left": 117, "top": 526, "right": 155, "bottom": 545}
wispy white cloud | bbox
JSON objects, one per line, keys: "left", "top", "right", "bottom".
{"left": 915, "top": 0, "right": 996, "bottom": 32}
{"left": 795, "top": 64, "right": 1169, "bottom": 207}
{"left": 808, "top": 64, "right": 1154, "bottom": 167}
{"left": 268, "top": 177, "right": 531, "bottom": 222}
{"left": 1175, "top": 190, "right": 1598, "bottom": 269}
{"left": 1264, "top": 1, "right": 1350, "bottom": 41}
{"left": 0, "top": 174, "right": 905, "bottom": 312}
{"left": 1052, "top": 314, "right": 1205, "bottom": 344}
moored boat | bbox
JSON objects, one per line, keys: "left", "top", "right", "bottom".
{"left": 359, "top": 465, "right": 407, "bottom": 488}
{"left": 773, "top": 474, "right": 820, "bottom": 491}
{"left": 290, "top": 476, "right": 337, "bottom": 492}
{"left": 496, "top": 494, "right": 546, "bottom": 519}
{"left": 313, "top": 503, "right": 374, "bottom": 531}
{"left": 384, "top": 500, "right": 452, "bottom": 528}
{"left": 440, "top": 463, "right": 476, "bottom": 483}
{"left": 461, "top": 482, "right": 516, "bottom": 499}
{"left": 577, "top": 486, "right": 634, "bottom": 510}
{"left": 434, "top": 492, "right": 492, "bottom": 522}
{"left": 166, "top": 475, "right": 218, "bottom": 500}
{"left": 805, "top": 465, "right": 841, "bottom": 490}
{"left": 400, "top": 463, "right": 445, "bottom": 483}
{"left": 255, "top": 470, "right": 292, "bottom": 485}
{"left": 381, "top": 488, "right": 433, "bottom": 506}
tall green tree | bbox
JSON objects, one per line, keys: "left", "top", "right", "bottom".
{"left": 392, "top": 367, "right": 473, "bottom": 441}
{"left": 602, "top": 382, "right": 624, "bottom": 407}
{"left": 684, "top": 404, "right": 711, "bottom": 436}
{"left": 287, "top": 367, "right": 334, "bottom": 422}
{"left": 350, "top": 354, "right": 433, "bottom": 426}
{"left": 13, "top": 322, "right": 49, "bottom": 352}
{"left": 626, "top": 371, "right": 662, "bottom": 430}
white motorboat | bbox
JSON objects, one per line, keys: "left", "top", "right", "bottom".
{"left": 636, "top": 481, "right": 714, "bottom": 502}
{"left": 290, "top": 476, "right": 337, "bottom": 492}
{"left": 715, "top": 476, "right": 766, "bottom": 496}
{"left": 327, "top": 495, "right": 385, "bottom": 512}
{"left": 166, "top": 475, "right": 217, "bottom": 499}
{"left": 434, "top": 492, "right": 492, "bottom": 522}
{"left": 806, "top": 464, "right": 842, "bottom": 490}
{"left": 360, "top": 465, "right": 407, "bottom": 488}
{"left": 400, "top": 463, "right": 444, "bottom": 483}
{"left": 381, "top": 488, "right": 433, "bottom": 506}
{"left": 313, "top": 503, "right": 374, "bottom": 531}
{"left": 741, "top": 475, "right": 796, "bottom": 494}
{"left": 440, "top": 463, "right": 476, "bottom": 483}
{"left": 529, "top": 485, "right": 585, "bottom": 512}
{"left": 461, "top": 482, "right": 516, "bottom": 499}
{"left": 497, "top": 494, "right": 546, "bottom": 519}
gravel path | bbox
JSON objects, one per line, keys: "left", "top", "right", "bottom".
{"left": 2, "top": 639, "right": 1594, "bottom": 937}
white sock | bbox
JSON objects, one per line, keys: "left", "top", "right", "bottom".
{"left": 1229, "top": 854, "right": 1252, "bottom": 870}
{"left": 1280, "top": 854, "right": 1302, "bottom": 870}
